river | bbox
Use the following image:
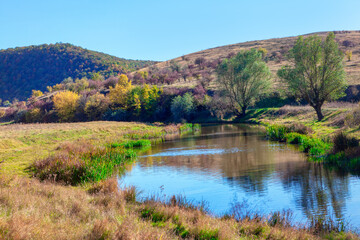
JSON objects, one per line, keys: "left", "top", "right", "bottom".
{"left": 119, "top": 124, "right": 360, "bottom": 229}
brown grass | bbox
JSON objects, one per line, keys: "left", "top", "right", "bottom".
{"left": 139, "top": 30, "right": 360, "bottom": 89}
{"left": 1, "top": 176, "right": 356, "bottom": 240}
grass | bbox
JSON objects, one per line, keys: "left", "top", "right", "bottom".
{"left": 0, "top": 120, "right": 359, "bottom": 239}
{"left": 4, "top": 176, "right": 354, "bottom": 240}
{"left": 0, "top": 121, "right": 177, "bottom": 176}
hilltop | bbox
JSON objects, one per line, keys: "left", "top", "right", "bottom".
{"left": 0, "top": 43, "right": 156, "bottom": 101}
{"left": 136, "top": 30, "right": 360, "bottom": 90}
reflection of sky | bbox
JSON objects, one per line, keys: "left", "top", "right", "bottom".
{"left": 119, "top": 125, "right": 360, "bottom": 229}
{"left": 120, "top": 165, "right": 295, "bottom": 218}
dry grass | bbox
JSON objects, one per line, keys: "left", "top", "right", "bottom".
{"left": 139, "top": 30, "right": 360, "bottom": 89}
{"left": 0, "top": 176, "right": 355, "bottom": 240}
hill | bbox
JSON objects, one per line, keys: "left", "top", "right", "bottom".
{"left": 0, "top": 43, "right": 156, "bottom": 101}
{"left": 136, "top": 30, "right": 360, "bottom": 90}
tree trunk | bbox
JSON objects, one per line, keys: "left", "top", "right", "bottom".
{"left": 236, "top": 106, "right": 247, "bottom": 118}
{"left": 314, "top": 104, "right": 324, "bottom": 121}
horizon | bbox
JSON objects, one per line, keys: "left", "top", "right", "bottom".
{"left": 1, "top": 0, "right": 360, "bottom": 61}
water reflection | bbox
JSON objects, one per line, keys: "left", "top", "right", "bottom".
{"left": 120, "top": 124, "right": 360, "bottom": 227}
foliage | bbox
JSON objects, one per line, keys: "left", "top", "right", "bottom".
{"left": 258, "top": 47, "right": 268, "bottom": 58}
{"left": 345, "top": 50, "right": 352, "bottom": 61}
{"left": 277, "top": 32, "right": 347, "bottom": 121}
{"left": 0, "top": 43, "right": 156, "bottom": 101}
{"left": 332, "top": 132, "right": 359, "bottom": 153}
{"left": 31, "top": 90, "right": 43, "bottom": 98}
{"left": 216, "top": 49, "right": 272, "bottom": 117}
{"left": 84, "top": 93, "right": 110, "bottom": 120}
{"left": 266, "top": 124, "right": 332, "bottom": 158}
{"left": 53, "top": 91, "right": 80, "bottom": 122}
{"left": 109, "top": 75, "right": 132, "bottom": 108}
{"left": 171, "top": 92, "right": 195, "bottom": 121}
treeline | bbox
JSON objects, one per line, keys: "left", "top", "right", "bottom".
{"left": 0, "top": 32, "right": 350, "bottom": 124}
{"left": 0, "top": 43, "right": 156, "bottom": 101}
{"left": 0, "top": 73, "right": 229, "bottom": 123}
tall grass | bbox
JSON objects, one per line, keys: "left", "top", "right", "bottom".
{"left": 266, "top": 124, "right": 332, "bottom": 158}
{"left": 32, "top": 142, "right": 140, "bottom": 185}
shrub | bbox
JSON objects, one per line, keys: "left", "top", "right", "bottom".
{"left": 332, "top": 132, "right": 359, "bottom": 153}
{"left": 25, "top": 108, "right": 42, "bottom": 123}
{"left": 344, "top": 106, "right": 360, "bottom": 128}
{"left": 266, "top": 125, "right": 289, "bottom": 142}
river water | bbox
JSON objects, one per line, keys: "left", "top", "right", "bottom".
{"left": 119, "top": 124, "right": 360, "bottom": 228}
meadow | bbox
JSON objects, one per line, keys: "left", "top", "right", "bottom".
{"left": 0, "top": 121, "right": 358, "bottom": 239}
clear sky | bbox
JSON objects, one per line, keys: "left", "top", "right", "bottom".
{"left": 1, "top": 0, "right": 360, "bottom": 61}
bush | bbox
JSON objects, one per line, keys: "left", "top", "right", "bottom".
{"left": 266, "top": 125, "right": 289, "bottom": 142}
{"left": 332, "top": 132, "right": 359, "bottom": 153}
{"left": 344, "top": 106, "right": 360, "bottom": 128}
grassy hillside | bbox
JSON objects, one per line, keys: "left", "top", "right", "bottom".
{"left": 137, "top": 30, "right": 360, "bottom": 89}
{"left": 0, "top": 43, "right": 157, "bottom": 101}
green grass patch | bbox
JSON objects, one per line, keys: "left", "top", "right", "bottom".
{"left": 266, "top": 124, "right": 332, "bottom": 159}
{"left": 109, "top": 139, "right": 152, "bottom": 149}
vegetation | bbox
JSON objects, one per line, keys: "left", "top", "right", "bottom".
{"left": 53, "top": 91, "right": 80, "bottom": 122}
{"left": 216, "top": 49, "right": 272, "bottom": 117}
{"left": 278, "top": 32, "right": 347, "bottom": 121}
{"left": 0, "top": 43, "right": 156, "bottom": 101}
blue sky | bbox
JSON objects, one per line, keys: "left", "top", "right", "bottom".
{"left": 1, "top": 0, "right": 360, "bottom": 61}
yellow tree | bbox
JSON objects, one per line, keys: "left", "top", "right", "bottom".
{"left": 53, "top": 91, "right": 80, "bottom": 122}
{"left": 32, "top": 90, "right": 43, "bottom": 98}
{"left": 142, "top": 84, "right": 151, "bottom": 111}
{"left": 109, "top": 74, "right": 132, "bottom": 108}
{"left": 133, "top": 93, "right": 141, "bottom": 116}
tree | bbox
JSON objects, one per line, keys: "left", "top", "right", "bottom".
{"left": 277, "top": 32, "right": 347, "bottom": 121}
{"left": 216, "top": 49, "right": 272, "bottom": 117}
{"left": 53, "top": 91, "right": 80, "bottom": 122}
{"left": 171, "top": 92, "right": 195, "bottom": 121}
{"left": 84, "top": 93, "right": 110, "bottom": 120}
{"left": 31, "top": 90, "right": 43, "bottom": 98}
{"left": 109, "top": 75, "right": 132, "bottom": 108}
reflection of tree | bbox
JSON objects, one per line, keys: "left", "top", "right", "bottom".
{"left": 279, "top": 163, "right": 350, "bottom": 220}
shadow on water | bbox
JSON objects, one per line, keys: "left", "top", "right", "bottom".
{"left": 119, "top": 124, "right": 360, "bottom": 229}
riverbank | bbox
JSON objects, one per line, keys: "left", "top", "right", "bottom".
{"left": 0, "top": 121, "right": 358, "bottom": 239}
{"left": 243, "top": 104, "right": 360, "bottom": 173}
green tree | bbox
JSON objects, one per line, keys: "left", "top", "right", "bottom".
{"left": 171, "top": 92, "right": 195, "bottom": 121}
{"left": 277, "top": 32, "right": 347, "bottom": 121}
{"left": 216, "top": 49, "right": 272, "bottom": 117}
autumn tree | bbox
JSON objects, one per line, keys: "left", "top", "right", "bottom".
{"left": 84, "top": 93, "right": 110, "bottom": 120}
{"left": 109, "top": 74, "right": 132, "bottom": 108}
{"left": 216, "top": 49, "right": 272, "bottom": 117}
{"left": 277, "top": 32, "right": 347, "bottom": 121}
{"left": 31, "top": 90, "right": 43, "bottom": 98}
{"left": 53, "top": 91, "right": 80, "bottom": 122}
